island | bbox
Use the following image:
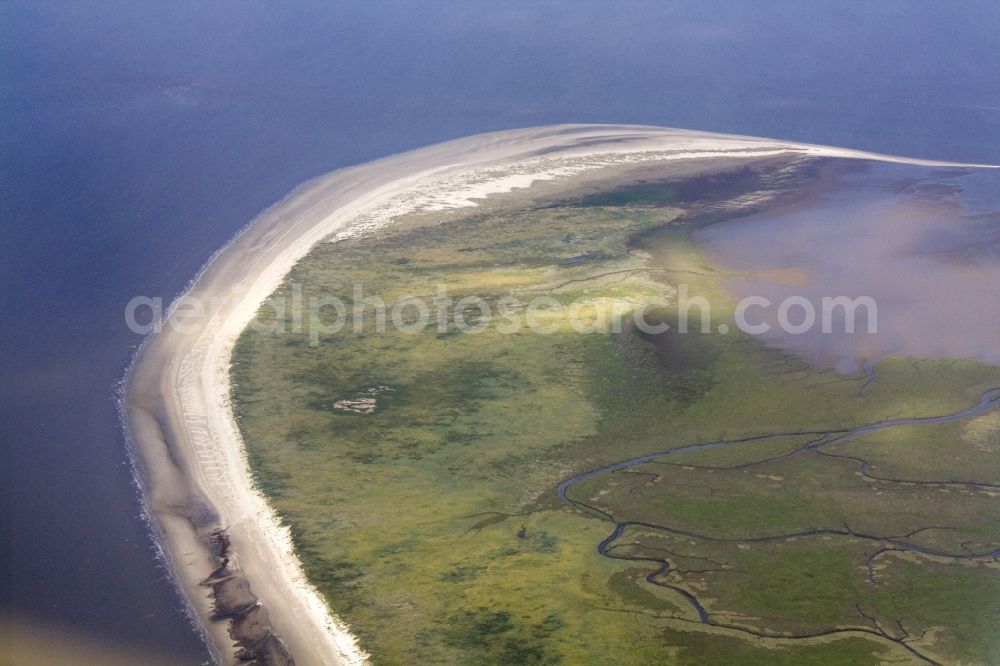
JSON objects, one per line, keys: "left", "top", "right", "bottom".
{"left": 125, "top": 125, "right": 999, "bottom": 665}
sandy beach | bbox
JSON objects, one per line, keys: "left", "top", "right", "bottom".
{"left": 122, "top": 124, "right": 994, "bottom": 664}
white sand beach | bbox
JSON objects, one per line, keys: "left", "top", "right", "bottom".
{"left": 123, "top": 125, "right": 994, "bottom": 664}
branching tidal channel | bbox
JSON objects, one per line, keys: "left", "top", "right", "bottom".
{"left": 556, "top": 386, "right": 1000, "bottom": 665}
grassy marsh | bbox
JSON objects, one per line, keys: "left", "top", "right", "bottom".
{"left": 232, "top": 159, "right": 999, "bottom": 664}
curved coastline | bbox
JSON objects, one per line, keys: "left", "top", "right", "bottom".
{"left": 123, "top": 124, "right": 997, "bottom": 664}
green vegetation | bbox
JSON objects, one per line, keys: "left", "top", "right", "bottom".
{"left": 827, "top": 413, "right": 1000, "bottom": 486}
{"left": 232, "top": 159, "right": 1000, "bottom": 664}
{"left": 582, "top": 452, "right": 999, "bottom": 542}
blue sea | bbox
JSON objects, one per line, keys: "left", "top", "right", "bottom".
{"left": 2, "top": 1, "right": 998, "bottom": 661}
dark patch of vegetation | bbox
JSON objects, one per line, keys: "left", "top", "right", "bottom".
{"left": 443, "top": 608, "right": 562, "bottom": 665}
{"left": 440, "top": 565, "right": 484, "bottom": 582}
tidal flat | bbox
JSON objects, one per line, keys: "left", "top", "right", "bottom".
{"left": 232, "top": 154, "right": 999, "bottom": 664}
{"left": 697, "top": 162, "right": 1000, "bottom": 372}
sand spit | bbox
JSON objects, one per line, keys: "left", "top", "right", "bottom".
{"left": 123, "top": 125, "right": 994, "bottom": 665}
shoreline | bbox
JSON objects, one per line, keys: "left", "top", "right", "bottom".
{"left": 122, "top": 124, "right": 995, "bottom": 665}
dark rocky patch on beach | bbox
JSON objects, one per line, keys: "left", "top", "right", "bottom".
{"left": 201, "top": 529, "right": 294, "bottom": 665}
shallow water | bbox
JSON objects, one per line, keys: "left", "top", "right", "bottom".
{"left": 697, "top": 163, "right": 1000, "bottom": 372}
